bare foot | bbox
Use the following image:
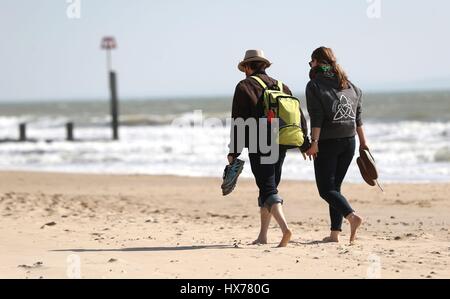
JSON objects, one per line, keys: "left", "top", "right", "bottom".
{"left": 322, "top": 236, "right": 339, "bottom": 243}
{"left": 347, "top": 214, "right": 363, "bottom": 244}
{"left": 322, "top": 231, "right": 340, "bottom": 243}
{"left": 251, "top": 237, "right": 267, "bottom": 245}
{"left": 277, "top": 229, "right": 292, "bottom": 247}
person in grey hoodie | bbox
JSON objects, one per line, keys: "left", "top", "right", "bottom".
{"left": 305, "top": 47, "right": 368, "bottom": 244}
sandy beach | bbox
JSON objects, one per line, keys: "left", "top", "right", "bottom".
{"left": 0, "top": 171, "right": 449, "bottom": 279}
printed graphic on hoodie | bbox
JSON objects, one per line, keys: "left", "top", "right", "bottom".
{"left": 333, "top": 94, "right": 356, "bottom": 121}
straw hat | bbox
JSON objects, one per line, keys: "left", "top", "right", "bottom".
{"left": 238, "top": 49, "right": 272, "bottom": 72}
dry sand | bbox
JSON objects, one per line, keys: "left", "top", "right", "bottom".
{"left": 0, "top": 171, "right": 449, "bottom": 279}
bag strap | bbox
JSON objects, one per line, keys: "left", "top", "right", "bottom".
{"left": 277, "top": 80, "right": 283, "bottom": 91}
{"left": 250, "top": 76, "right": 268, "bottom": 89}
{"left": 251, "top": 76, "right": 284, "bottom": 92}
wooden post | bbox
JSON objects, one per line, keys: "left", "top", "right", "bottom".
{"left": 66, "top": 122, "right": 74, "bottom": 141}
{"left": 110, "top": 71, "right": 119, "bottom": 140}
{"left": 101, "top": 37, "right": 119, "bottom": 141}
{"left": 19, "top": 123, "right": 26, "bottom": 141}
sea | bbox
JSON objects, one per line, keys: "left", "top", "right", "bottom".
{"left": 1, "top": 90, "right": 449, "bottom": 183}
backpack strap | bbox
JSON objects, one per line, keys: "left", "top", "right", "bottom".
{"left": 251, "top": 76, "right": 285, "bottom": 92}
{"left": 250, "top": 76, "right": 268, "bottom": 89}
{"left": 277, "top": 80, "right": 283, "bottom": 92}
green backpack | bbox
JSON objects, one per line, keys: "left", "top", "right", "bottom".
{"left": 251, "top": 75, "right": 304, "bottom": 148}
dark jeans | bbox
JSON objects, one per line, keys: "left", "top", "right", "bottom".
{"left": 314, "top": 136, "right": 355, "bottom": 231}
{"left": 249, "top": 148, "right": 287, "bottom": 208}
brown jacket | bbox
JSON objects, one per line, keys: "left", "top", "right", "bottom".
{"left": 228, "top": 70, "right": 309, "bottom": 157}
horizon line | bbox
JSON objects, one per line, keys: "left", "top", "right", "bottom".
{"left": 0, "top": 87, "right": 449, "bottom": 104}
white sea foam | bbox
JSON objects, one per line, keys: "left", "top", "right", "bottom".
{"left": 0, "top": 115, "right": 449, "bottom": 183}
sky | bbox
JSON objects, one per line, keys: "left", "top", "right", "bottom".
{"left": 1, "top": 0, "right": 449, "bottom": 101}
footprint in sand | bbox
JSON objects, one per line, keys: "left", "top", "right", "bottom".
{"left": 40, "top": 221, "right": 57, "bottom": 229}
{"left": 18, "top": 261, "right": 43, "bottom": 269}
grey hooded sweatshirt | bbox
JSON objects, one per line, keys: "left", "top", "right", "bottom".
{"left": 305, "top": 73, "right": 363, "bottom": 140}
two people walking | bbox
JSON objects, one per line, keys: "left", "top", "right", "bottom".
{"left": 227, "top": 47, "right": 365, "bottom": 246}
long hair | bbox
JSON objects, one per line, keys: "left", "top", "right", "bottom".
{"left": 311, "top": 47, "right": 349, "bottom": 90}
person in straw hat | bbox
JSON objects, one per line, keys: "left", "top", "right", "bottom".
{"left": 227, "top": 49, "right": 309, "bottom": 247}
